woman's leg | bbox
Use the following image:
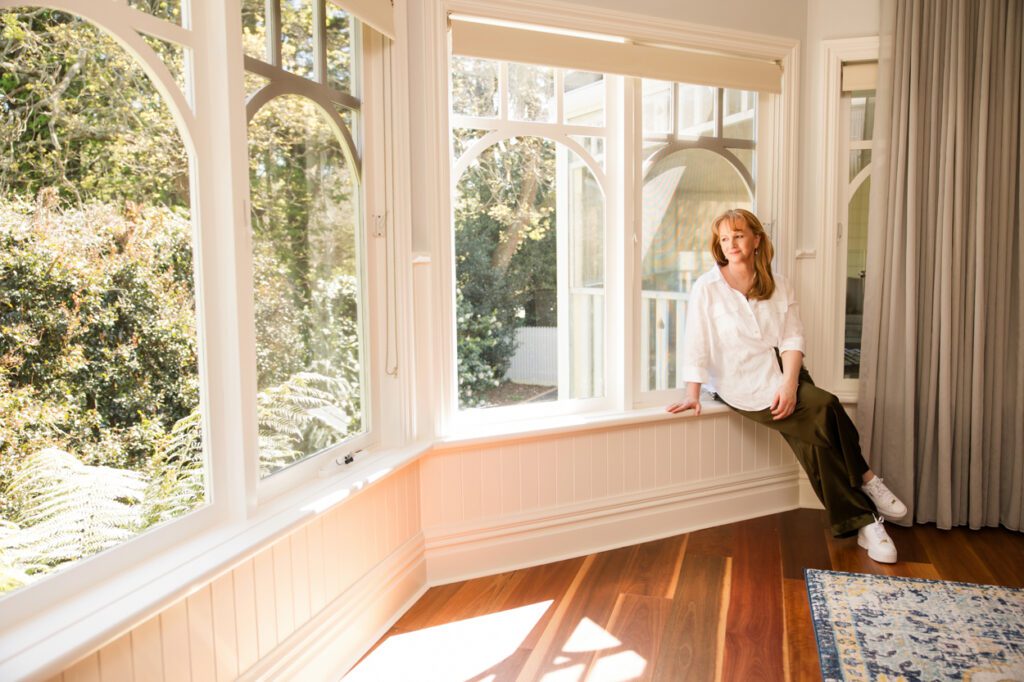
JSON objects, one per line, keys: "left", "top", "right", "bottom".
{"left": 722, "top": 370, "right": 878, "bottom": 536}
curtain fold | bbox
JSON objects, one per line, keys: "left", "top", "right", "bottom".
{"left": 858, "top": 0, "right": 1023, "bottom": 530}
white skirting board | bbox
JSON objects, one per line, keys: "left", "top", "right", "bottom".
{"left": 423, "top": 465, "right": 801, "bottom": 585}
{"left": 242, "top": 532, "right": 428, "bottom": 682}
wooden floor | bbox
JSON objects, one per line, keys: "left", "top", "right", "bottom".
{"left": 347, "top": 510, "right": 1024, "bottom": 681}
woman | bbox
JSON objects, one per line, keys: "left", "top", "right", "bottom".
{"left": 666, "top": 209, "right": 906, "bottom": 563}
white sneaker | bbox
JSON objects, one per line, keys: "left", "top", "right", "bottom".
{"left": 861, "top": 476, "right": 908, "bottom": 519}
{"left": 857, "top": 516, "right": 898, "bottom": 563}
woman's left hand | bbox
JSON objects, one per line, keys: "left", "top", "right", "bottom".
{"left": 770, "top": 383, "right": 797, "bottom": 420}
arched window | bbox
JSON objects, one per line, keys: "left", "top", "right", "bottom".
{"left": 0, "top": 7, "right": 202, "bottom": 595}
{"left": 450, "top": 57, "right": 608, "bottom": 414}
{"left": 243, "top": 0, "right": 368, "bottom": 478}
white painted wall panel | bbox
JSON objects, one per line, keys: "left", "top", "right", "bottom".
{"left": 210, "top": 573, "right": 239, "bottom": 682}
{"left": 97, "top": 634, "right": 132, "bottom": 682}
{"left": 131, "top": 617, "right": 164, "bottom": 681}
{"left": 186, "top": 587, "right": 216, "bottom": 682}
{"left": 159, "top": 600, "right": 191, "bottom": 682}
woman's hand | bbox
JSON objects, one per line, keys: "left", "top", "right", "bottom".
{"left": 770, "top": 382, "right": 797, "bottom": 420}
{"left": 666, "top": 398, "right": 702, "bottom": 416}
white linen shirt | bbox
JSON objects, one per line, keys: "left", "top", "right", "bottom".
{"left": 680, "top": 268, "right": 806, "bottom": 411}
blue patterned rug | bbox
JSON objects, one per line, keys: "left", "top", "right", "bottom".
{"left": 805, "top": 569, "right": 1024, "bottom": 681}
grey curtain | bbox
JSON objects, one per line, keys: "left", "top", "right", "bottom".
{"left": 857, "top": 0, "right": 1024, "bottom": 530}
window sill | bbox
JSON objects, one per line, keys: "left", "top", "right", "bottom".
{"left": 1, "top": 440, "right": 432, "bottom": 682}
{"left": 434, "top": 400, "right": 734, "bottom": 451}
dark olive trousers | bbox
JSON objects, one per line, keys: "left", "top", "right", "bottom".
{"left": 716, "top": 367, "right": 877, "bottom": 537}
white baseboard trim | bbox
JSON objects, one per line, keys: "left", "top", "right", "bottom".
{"left": 242, "top": 532, "right": 428, "bottom": 682}
{"left": 423, "top": 466, "right": 801, "bottom": 585}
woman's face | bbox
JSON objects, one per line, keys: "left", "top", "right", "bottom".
{"left": 717, "top": 219, "right": 761, "bottom": 265}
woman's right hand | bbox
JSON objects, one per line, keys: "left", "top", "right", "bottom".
{"left": 666, "top": 398, "right": 702, "bottom": 416}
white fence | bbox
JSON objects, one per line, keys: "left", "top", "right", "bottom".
{"left": 503, "top": 289, "right": 689, "bottom": 393}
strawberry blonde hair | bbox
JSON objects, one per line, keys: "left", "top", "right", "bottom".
{"left": 709, "top": 208, "right": 775, "bottom": 301}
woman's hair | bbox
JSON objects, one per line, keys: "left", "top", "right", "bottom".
{"left": 709, "top": 208, "right": 776, "bottom": 300}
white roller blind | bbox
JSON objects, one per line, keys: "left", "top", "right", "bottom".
{"left": 332, "top": 0, "right": 394, "bottom": 40}
{"left": 449, "top": 18, "right": 782, "bottom": 94}
{"left": 842, "top": 62, "right": 877, "bottom": 92}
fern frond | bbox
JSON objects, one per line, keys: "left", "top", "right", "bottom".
{"left": 5, "top": 448, "right": 145, "bottom": 568}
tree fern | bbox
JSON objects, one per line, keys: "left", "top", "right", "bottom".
{"left": 3, "top": 448, "right": 145, "bottom": 571}
{"left": 140, "top": 409, "right": 205, "bottom": 528}
{"left": 257, "top": 367, "right": 355, "bottom": 475}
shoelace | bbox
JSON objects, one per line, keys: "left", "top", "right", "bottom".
{"left": 867, "top": 478, "right": 898, "bottom": 504}
{"left": 870, "top": 515, "right": 891, "bottom": 543}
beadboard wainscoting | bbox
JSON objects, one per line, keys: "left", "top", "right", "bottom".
{"left": 50, "top": 413, "right": 805, "bottom": 681}
{"left": 51, "top": 463, "right": 424, "bottom": 682}
{"left": 421, "top": 411, "right": 798, "bottom": 584}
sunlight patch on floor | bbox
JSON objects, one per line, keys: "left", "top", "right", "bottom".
{"left": 344, "top": 601, "right": 552, "bottom": 681}
{"left": 563, "top": 617, "right": 622, "bottom": 653}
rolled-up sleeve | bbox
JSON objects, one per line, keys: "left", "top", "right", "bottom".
{"left": 680, "top": 282, "right": 711, "bottom": 383}
{"left": 778, "top": 278, "right": 806, "bottom": 354}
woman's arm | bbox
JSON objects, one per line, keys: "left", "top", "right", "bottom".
{"left": 670, "top": 282, "right": 711, "bottom": 416}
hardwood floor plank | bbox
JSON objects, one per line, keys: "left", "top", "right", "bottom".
{"left": 782, "top": 578, "right": 821, "bottom": 682}
{"left": 915, "top": 525, "right": 999, "bottom": 584}
{"left": 514, "top": 554, "right": 597, "bottom": 681}
{"left": 778, "top": 509, "right": 832, "bottom": 579}
{"left": 722, "top": 515, "right": 785, "bottom": 682}
{"left": 521, "top": 546, "right": 636, "bottom": 680}
{"left": 965, "top": 526, "right": 1024, "bottom": 587}
{"left": 586, "top": 594, "right": 672, "bottom": 681}
{"left": 651, "top": 553, "right": 729, "bottom": 681}
{"left": 619, "top": 535, "right": 687, "bottom": 598}
{"left": 686, "top": 521, "right": 737, "bottom": 557}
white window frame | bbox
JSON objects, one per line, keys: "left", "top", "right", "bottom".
{"left": 818, "top": 37, "right": 878, "bottom": 399}
{"left": 430, "top": 0, "right": 800, "bottom": 431}
{"left": 0, "top": 0, "right": 414, "bottom": 673}
{"left": 243, "top": 1, "right": 380, "bottom": 503}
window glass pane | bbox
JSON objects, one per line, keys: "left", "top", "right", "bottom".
{"left": 642, "top": 80, "right": 673, "bottom": 134}
{"left": 844, "top": 176, "right": 870, "bottom": 378}
{"left": 677, "top": 84, "right": 716, "bottom": 139}
{"left": 246, "top": 72, "right": 271, "bottom": 99}
{"left": 248, "top": 96, "right": 364, "bottom": 476}
{"left": 641, "top": 149, "right": 751, "bottom": 391}
{"left": 563, "top": 71, "right": 604, "bottom": 127}
{"left": 451, "top": 56, "right": 499, "bottom": 118}
{"left": 729, "top": 147, "right": 755, "bottom": 181}
{"left": 281, "top": 0, "right": 315, "bottom": 79}
{"left": 509, "top": 63, "right": 555, "bottom": 123}
{"left": 722, "top": 88, "right": 756, "bottom": 140}
{"left": 326, "top": 5, "right": 353, "bottom": 92}
{"left": 141, "top": 34, "right": 191, "bottom": 107}
{"left": 0, "top": 9, "right": 203, "bottom": 595}
{"left": 127, "top": 0, "right": 182, "bottom": 24}
{"left": 241, "top": 0, "right": 267, "bottom": 62}
{"left": 849, "top": 149, "right": 871, "bottom": 182}
{"left": 850, "top": 91, "right": 876, "bottom": 141}
{"left": 454, "top": 137, "right": 604, "bottom": 408}
{"left": 453, "top": 127, "right": 489, "bottom": 161}
{"left": 570, "top": 135, "right": 605, "bottom": 171}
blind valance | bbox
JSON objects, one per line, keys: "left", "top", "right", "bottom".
{"left": 449, "top": 17, "right": 782, "bottom": 93}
